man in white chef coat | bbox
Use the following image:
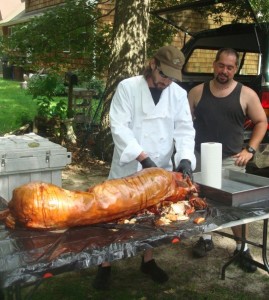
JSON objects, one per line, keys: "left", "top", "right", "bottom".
{"left": 92, "top": 45, "right": 196, "bottom": 290}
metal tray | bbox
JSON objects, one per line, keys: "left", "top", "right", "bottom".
{"left": 193, "top": 169, "right": 269, "bottom": 207}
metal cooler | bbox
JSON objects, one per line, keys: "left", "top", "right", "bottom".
{"left": 0, "top": 133, "right": 72, "bottom": 201}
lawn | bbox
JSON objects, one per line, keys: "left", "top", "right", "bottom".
{"left": 17, "top": 239, "right": 269, "bottom": 300}
{"left": 0, "top": 78, "right": 37, "bottom": 135}
{"left": 0, "top": 77, "right": 103, "bottom": 137}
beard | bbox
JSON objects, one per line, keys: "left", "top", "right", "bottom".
{"left": 152, "top": 75, "right": 170, "bottom": 90}
{"left": 153, "top": 81, "right": 168, "bottom": 90}
{"left": 215, "top": 73, "right": 229, "bottom": 84}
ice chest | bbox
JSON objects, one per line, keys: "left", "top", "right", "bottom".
{"left": 0, "top": 133, "right": 72, "bottom": 201}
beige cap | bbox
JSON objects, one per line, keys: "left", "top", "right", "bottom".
{"left": 154, "top": 45, "right": 185, "bottom": 81}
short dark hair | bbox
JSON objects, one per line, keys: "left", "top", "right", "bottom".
{"left": 215, "top": 48, "right": 240, "bottom": 67}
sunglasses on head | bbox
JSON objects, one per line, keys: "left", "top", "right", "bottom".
{"left": 156, "top": 67, "right": 177, "bottom": 82}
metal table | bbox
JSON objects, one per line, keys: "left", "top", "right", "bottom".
{"left": 208, "top": 199, "right": 269, "bottom": 279}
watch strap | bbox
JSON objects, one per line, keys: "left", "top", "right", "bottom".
{"left": 246, "top": 145, "right": 256, "bottom": 154}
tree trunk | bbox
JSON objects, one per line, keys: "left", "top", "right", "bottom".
{"left": 94, "top": 0, "right": 151, "bottom": 162}
{"left": 63, "top": 118, "right": 77, "bottom": 145}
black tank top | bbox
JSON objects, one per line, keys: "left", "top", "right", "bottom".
{"left": 194, "top": 81, "right": 245, "bottom": 158}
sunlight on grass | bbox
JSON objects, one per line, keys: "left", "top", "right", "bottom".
{"left": 0, "top": 78, "right": 38, "bottom": 135}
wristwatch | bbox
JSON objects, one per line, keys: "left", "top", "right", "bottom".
{"left": 245, "top": 145, "right": 256, "bottom": 155}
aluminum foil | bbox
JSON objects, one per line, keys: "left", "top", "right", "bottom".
{"left": 1, "top": 198, "right": 269, "bottom": 288}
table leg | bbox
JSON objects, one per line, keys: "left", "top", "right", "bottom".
{"left": 262, "top": 219, "right": 269, "bottom": 273}
{"left": 219, "top": 224, "right": 246, "bottom": 280}
{"left": 215, "top": 219, "right": 269, "bottom": 279}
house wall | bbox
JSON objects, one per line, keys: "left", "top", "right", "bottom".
{"left": 2, "top": 1, "right": 259, "bottom": 80}
{"left": 0, "top": 0, "right": 25, "bottom": 21}
{"left": 25, "top": 0, "right": 65, "bottom": 12}
{"left": 98, "top": 1, "right": 114, "bottom": 25}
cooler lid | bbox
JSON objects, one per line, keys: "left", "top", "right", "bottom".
{"left": 0, "top": 133, "right": 68, "bottom": 157}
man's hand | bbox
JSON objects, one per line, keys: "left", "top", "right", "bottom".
{"left": 176, "top": 159, "right": 193, "bottom": 181}
{"left": 233, "top": 149, "right": 254, "bottom": 167}
{"left": 140, "top": 157, "right": 157, "bottom": 169}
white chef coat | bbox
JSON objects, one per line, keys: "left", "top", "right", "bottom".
{"left": 108, "top": 75, "right": 196, "bottom": 179}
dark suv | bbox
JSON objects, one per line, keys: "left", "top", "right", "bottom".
{"left": 153, "top": 0, "right": 269, "bottom": 176}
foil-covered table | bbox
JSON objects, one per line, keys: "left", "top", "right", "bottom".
{"left": 1, "top": 198, "right": 269, "bottom": 292}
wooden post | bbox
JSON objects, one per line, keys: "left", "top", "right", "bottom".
{"left": 67, "top": 83, "right": 74, "bottom": 118}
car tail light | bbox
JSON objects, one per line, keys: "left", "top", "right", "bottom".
{"left": 261, "top": 91, "right": 269, "bottom": 109}
{"left": 260, "top": 91, "right": 269, "bottom": 129}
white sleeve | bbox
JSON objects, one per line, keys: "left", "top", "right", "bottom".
{"left": 109, "top": 81, "right": 143, "bottom": 165}
{"left": 173, "top": 89, "right": 196, "bottom": 170}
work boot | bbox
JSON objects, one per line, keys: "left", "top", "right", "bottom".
{"left": 140, "top": 258, "right": 169, "bottom": 283}
{"left": 192, "top": 237, "right": 214, "bottom": 258}
{"left": 92, "top": 265, "right": 111, "bottom": 290}
{"left": 233, "top": 249, "right": 257, "bottom": 273}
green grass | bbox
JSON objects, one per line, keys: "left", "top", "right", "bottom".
{"left": 0, "top": 77, "right": 103, "bottom": 137}
{"left": 0, "top": 78, "right": 37, "bottom": 135}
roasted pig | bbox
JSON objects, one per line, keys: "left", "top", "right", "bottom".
{"left": 5, "top": 168, "right": 196, "bottom": 230}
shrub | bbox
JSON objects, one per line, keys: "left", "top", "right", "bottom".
{"left": 27, "top": 73, "right": 67, "bottom": 120}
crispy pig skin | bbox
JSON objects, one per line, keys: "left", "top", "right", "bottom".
{"left": 5, "top": 168, "right": 195, "bottom": 230}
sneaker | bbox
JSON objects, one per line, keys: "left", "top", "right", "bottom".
{"left": 192, "top": 237, "right": 214, "bottom": 258}
{"left": 92, "top": 265, "right": 111, "bottom": 290}
{"left": 233, "top": 249, "right": 257, "bottom": 273}
{"left": 140, "top": 258, "right": 169, "bottom": 283}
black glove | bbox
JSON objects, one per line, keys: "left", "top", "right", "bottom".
{"left": 176, "top": 159, "right": 193, "bottom": 181}
{"left": 140, "top": 157, "right": 157, "bottom": 169}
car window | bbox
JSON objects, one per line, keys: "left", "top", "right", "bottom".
{"left": 183, "top": 48, "right": 260, "bottom": 75}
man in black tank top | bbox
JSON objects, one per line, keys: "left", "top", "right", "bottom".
{"left": 188, "top": 48, "right": 267, "bottom": 273}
